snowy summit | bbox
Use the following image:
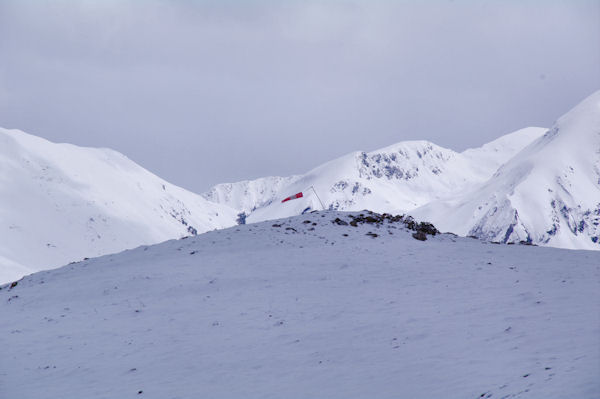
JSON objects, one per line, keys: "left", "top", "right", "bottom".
{"left": 0, "top": 128, "right": 237, "bottom": 283}
{"left": 204, "top": 91, "right": 600, "bottom": 251}
{"left": 2, "top": 210, "right": 598, "bottom": 398}
{"left": 1, "top": 2, "right": 598, "bottom": 398}
{"left": 2, "top": 91, "right": 599, "bottom": 285}
{"left": 1, "top": 90, "right": 599, "bottom": 399}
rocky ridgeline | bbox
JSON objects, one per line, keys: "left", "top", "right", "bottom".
{"left": 333, "top": 211, "right": 439, "bottom": 241}
{"left": 270, "top": 210, "right": 439, "bottom": 241}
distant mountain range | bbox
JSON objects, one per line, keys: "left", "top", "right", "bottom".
{"left": 207, "top": 126, "right": 546, "bottom": 223}
{"left": 2, "top": 90, "right": 598, "bottom": 282}
{"left": 204, "top": 91, "right": 599, "bottom": 250}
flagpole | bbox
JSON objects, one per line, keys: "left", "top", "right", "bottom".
{"left": 310, "top": 186, "right": 326, "bottom": 210}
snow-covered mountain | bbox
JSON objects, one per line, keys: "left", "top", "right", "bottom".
{"left": 412, "top": 90, "right": 600, "bottom": 250}
{"left": 202, "top": 91, "right": 600, "bottom": 250}
{"left": 203, "top": 128, "right": 546, "bottom": 223}
{"left": 3, "top": 210, "right": 599, "bottom": 398}
{"left": 0, "top": 128, "right": 237, "bottom": 283}
{"left": 202, "top": 175, "right": 300, "bottom": 214}
{"left": 3, "top": 91, "right": 597, "bottom": 286}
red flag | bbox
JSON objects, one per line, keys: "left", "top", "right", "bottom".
{"left": 281, "top": 192, "right": 303, "bottom": 203}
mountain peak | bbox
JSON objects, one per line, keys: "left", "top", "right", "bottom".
{"left": 204, "top": 127, "right": 546, "bottom": 224}
{"left": 412, "top": 91, "right": 600, "bottom": 250}
{"left": 0, "top": 128, "right": 237, "bottom": 283}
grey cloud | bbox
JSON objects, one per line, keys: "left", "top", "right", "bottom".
{"left": 0, "top": 0, "right": 598, "bottom": 192}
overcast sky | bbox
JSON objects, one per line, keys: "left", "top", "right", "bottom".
{"left": 1, "top": 0, "right": 599, "bottom": 192}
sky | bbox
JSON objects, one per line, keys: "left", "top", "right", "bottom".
{"left": 1, "top": 0, "right": 599, "bottom": 193}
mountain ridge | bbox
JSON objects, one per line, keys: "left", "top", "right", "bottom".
{"left": 2, "top": 91, "right": 598, "bottom": 284}
{"left": 201, "top": 91, "right": 600, "bottom": 250}
{"left": 0, "top": 127, "right": 238, "bottom": 283}
{"left": 412, "top": 90, "right": 600, "bottom": 250}
{"left": 203, "top": 126, "right": 547, "bottom": 229}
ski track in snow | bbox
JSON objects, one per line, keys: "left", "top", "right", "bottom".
{"left": 2, "top": 211, "right": 599, "bottom": 399}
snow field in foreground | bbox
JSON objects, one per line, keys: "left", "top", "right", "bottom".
{"left": 2, "top": 211, "right": 599, "bottom": 399}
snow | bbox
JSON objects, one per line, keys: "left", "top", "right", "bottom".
{"left": 2, "top": 90, "right": 598, "bottom": 289}
{"left": 2, "top": 210, "right": 599, "bottom": 398}
{"left": 201, "top": 91, "right": 600, "bottom": 251}
{"left": 460, "top": 127, "right": 550, "bottom": 175}
{"left": 218, "top": 127, "right": 546, "bottom": 224}
{"left": 201, "top": 175, "right": 301, "bottom": 214}
{"left": 412, "top": 90, "right": 600, "bottom": 250}
{"left": 0, "top": 128, "right": 238, "bottom": 284}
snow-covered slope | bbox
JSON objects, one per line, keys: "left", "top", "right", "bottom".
{"left": 2, "top": 211, "right": 599, "bottom": 398}
{"left": 202, "top": 91, "right": 600, "bottom": 250}
{"left": 201, "top": 175, "right": 300, "bottom": 214}
{"left": 0, "top": 128, "right": 237, "bottom": 283}
{"left": 202, "top": 128, "right": 545, "bottom": 224}
{"left": 412, "top": 90, "right": 600, "bottom": 250}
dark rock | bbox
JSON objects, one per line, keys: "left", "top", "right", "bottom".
{"left": 416, "top": 222, "right": 438, "bottom": 236}
{"left": 403, "top": 216, "right": 416, "bottom": 230}
{"left": 412, "top": 231, "right": 427, "bottom": 241}
{"left": 236, "top": 212, "right": 247, "bottom": 225}
{"left": 332, "top": 217, "right": 348, "bottom": 226}
{"left": 364, "top": 216, "right": 379, "bottom": 224}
